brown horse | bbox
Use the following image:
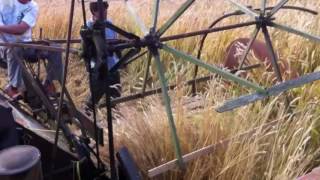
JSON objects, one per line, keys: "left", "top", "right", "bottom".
{"left": 223, "top": 38, "right": 297, "bottom": 80}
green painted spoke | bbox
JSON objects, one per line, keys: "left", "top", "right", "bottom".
{"left": 125, "top": 0, "right": 148, "bottom": 35}
{"left": 268, "top": 0, "right": 288, "bottom": 17}
{"left": 226, "top": 0, "right": 259, "bottom": 18}
{"left": 269, "top": 22, "right": 320, "bottom": 43}
{"left": 153, "top": 51, "right": 184, "bottom": 169}
{"left": 152, "top": 0, "right": 160, "bottom": 30}
{"left": 161, "top": 44, "right": 266, "bottom": 93}
{"left": 157, "top": 0, "right": 195, "bottom": 36}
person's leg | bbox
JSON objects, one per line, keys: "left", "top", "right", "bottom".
{"left": 42, "top": 44, "right": 63, "bottom": 83}
{"left": 6, "top": 47, "right": 25, "bottom": 90}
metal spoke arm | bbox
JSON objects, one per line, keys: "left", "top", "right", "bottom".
{"left": 123, "top": 50, "right": 148, "bottom": 66}
{"left": 152, "top": 49, "right": 185, "bottom": 169}
{"left": 261, "top": 26, "right": 283, "bottom": 82}
{"left": 268, "top": 22, "right": 320, "bottom": 43}
{"left": 112, "top": 21, "right": 258, "bottom": 51}
{"left": 110, "top": 47, "right": 141, "bottom": 72}
{"left": 157, "top": 0, "right": 195, "bottom": 36}
{"left": 141, "top": 53, "right": 152, "bottom": 94}
{"left": 225, "top": 0, "right": 259, "bottom": 19}
{"left": 151, "top": 0, "right": 161, "bottom": 30}
{"left": 105, "top": 21, "right": 140, "bottom": 40}
{"left": 161, "top": 44, "right": 266, "bottom": 93}
{"left": 238, "top": 26, "right": 261, "bottom": 70}
{"left": 268, "top": 0, "right": 289, "bottom": 17}
{"left": 216, "top": 71, "right": 320, "bottom": 112}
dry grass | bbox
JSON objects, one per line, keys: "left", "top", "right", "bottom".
{"left": 3, "top": 0, "right": 320, "bottom": 179}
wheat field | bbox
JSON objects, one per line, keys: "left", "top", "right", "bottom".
{"left": 2, "top": 0, "right": 320, "bottom": 179}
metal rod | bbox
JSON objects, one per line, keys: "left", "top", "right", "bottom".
{"left": 105, "top": 21, "right": 140, "bottom": 40}
{"left": 153, "top": 50, "right": 185, "bottom": 169}
{"left": 261, "top": 26, "right": 283, "bottom": 82}
{"left": 162, "top": 44, "right": 266, "bottom": 93}
{"left": 268, "top": 22, "right": 320, "bottom": 43}
{"left": 113, "top": 21, "right": 257, "bottom": 51}
{"left": 31, "top": 38, "right": 127, "bottom": 44}
{"left": 0, "top": 42, "right": 79, "bottom": 53}
{"left": 81, "top": 0, "right": 87, "bottom": 27}
{"left": 106, "top": 69, "right": 118, "bottom": 180}
{"left": 141, "top": 52, "right": 152, "bottom": 94}
{"left": 88, "top": 63, "right": 102, "bottom": 169}
{"left": 157, "top": 0, "right": 195, "bottom": 36}
{"left": 50, "top": 0, "right": 75, "bottom": 178}
{"left": 123, "top": 50, "right": 148, "bottom": 66}
{"left": 160, "top": 21, "right": 257, "bottom": 42}
{"left": 226, "top": 0, "right": 259, "bottom": 18}
{"left": 238, "top": 26, "right": 261, "bottom": 69}
{"left": 268, "top": 0, "right": 289, "bottom": 17}
{"left": 110, "top": 48, "right": 140, "bottom": 72}
{"left": 148, "top": 119, "right": 280, "bottom": 177}
{"left": 152, "top": 0, "right": 160, "bottom": 31}
{"left": 261, "top": 0, "right": 267, "bottom": 15}
{"left": 37, "top": 28, "right": 43, "bottom": 78}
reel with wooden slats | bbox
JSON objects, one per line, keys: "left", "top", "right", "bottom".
{"left": 1, "top": 0, "right": 320, "bottom": 179}
{"left": 113, "top": 0, "right": 320, "bottom": 177}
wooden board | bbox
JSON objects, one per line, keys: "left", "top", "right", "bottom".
{"left": 148, "top": 120, "right": 279, "bottom": 177}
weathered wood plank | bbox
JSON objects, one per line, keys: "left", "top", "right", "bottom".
{"left": 216, "top": 72, "right": 320, "bottom": 113}
{"left": 148, "top": 120, "right": 279, "bottom": 177}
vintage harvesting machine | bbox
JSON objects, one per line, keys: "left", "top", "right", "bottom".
{"left": 0, "top": 0, "right": 320, "bottom": 179}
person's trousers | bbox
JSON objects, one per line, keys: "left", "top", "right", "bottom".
{"left": 4, "top": 45, "right": 63, "bottom": 90}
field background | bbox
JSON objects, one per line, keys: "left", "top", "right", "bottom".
{"left": 2, "top": 0, "right": 320, "bottom": 179}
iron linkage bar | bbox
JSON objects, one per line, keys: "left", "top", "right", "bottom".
{"left": 50, "top": 0, "right": 76, "bottom": 178}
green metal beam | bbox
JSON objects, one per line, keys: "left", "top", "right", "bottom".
{"left": 217, "top": 71, "right": 320, "bottom": 112}
{"left": 157, "top": 0, "right": 195, "bottom": 36}
{"left": 269, "top": 22, "right": 320, "bottom": 43}
{"left": 161, "top": 44, "right": 266, "bottom": 93}
{"left": 152, "top": 0, "right": 160, "bottom": 30}
{"left": 153, "top": 50, "right": 185, "bottom": 169}
{"left": 226, "top": 0, "right": 259, "bottom": 19}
